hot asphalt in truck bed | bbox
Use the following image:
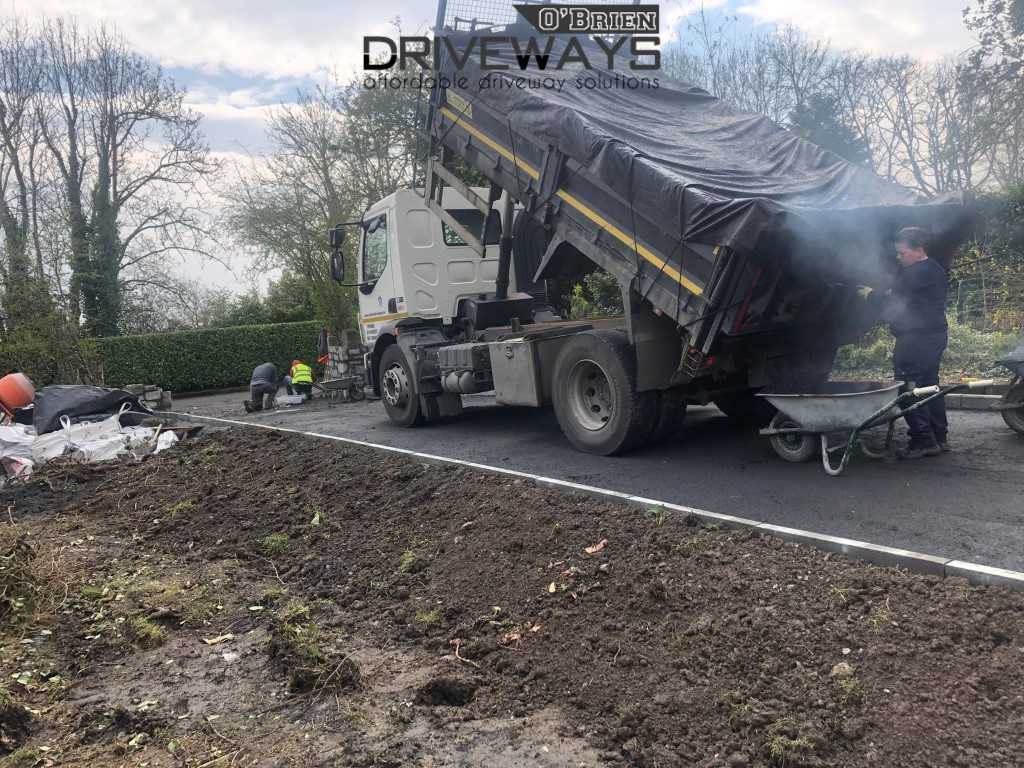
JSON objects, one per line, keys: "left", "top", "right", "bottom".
{"left": 1, "top": 429, "right": 1022, "bottom": 767}
{"left": 178, "top": 392, "right": 1024, "bottom": 573}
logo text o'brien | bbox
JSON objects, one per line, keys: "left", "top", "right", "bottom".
{"left": 515, "top": 4, "right": 660, "bottom": 34}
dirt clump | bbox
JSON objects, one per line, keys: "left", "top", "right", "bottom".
{"left": 0, "top": 686, "right": 31, "bottom": 754}
{"left": 415, "top": 676, "right": 478, "bottom": 707}
{"left": 267, "top": 599, "right": 361, "bottom": 692}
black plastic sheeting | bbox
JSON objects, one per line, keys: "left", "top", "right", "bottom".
{"left": 32, "top": 386, "right": 153, "bottom": 435}
{"left": 436, "top": 31, "right": 973, "bottom": 280}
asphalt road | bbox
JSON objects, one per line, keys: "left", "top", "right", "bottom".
{"left": 178, "top": 391, "right": 1024, "bottom": 571}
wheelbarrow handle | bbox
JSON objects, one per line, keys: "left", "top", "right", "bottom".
{"left": 911, "top": 385, "right": 941, "bottom": 397}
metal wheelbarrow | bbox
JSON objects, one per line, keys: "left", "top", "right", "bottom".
{"left": 313, "top": 375, "right": 366, "bottom": 403}
{"left": 757, "top": 379, "right": 995, "bottom": 476}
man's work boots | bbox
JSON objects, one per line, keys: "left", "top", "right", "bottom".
{"left": 898, "top": 441, "right": 942, "bottom": 459}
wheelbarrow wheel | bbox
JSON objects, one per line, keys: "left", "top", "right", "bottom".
{"left": 768, "top": 413, "right": 817, "bottom": 463}
{"left": 1003, "top": 383, "right": 1024, "bottom": 436}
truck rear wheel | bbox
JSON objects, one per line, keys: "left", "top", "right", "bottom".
{"left": 380, "top": 345, "right": 424, "bottom": 427}
{"left": 552, "top": 330, "right": 654, "bottom": 455}
{"left": 648, "top": 387, "right": 687, "bottom": 444}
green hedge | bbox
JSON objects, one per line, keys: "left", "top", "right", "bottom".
{"left": 94, "top": 321, "right": 322, "bottom": 393}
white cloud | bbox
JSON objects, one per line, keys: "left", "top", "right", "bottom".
{"left": 11, "top": 0, "right": 433, "bottom": 79}
{"left": 737, "top": 0, "right": 973, "bottom": 59}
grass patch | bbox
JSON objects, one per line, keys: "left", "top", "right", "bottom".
{"left": 398, "top": 549, "right": 425, "bottom": 574}
{"left": 415, "top": 608, "right": 441, "bottom": 626}
{"left": 868, "top": 597, "right": 893, "bottom": 633}
{"left": 131, "top": 578, "right": 219, "bottom": 627}
{"left": 763, "top": 720, "right": 815, "bottom": 767}
{"left": 261, "top": 585, "right": 288, "bottom": 605}
{"left": 167, "top": 499, "right": 195, "bottom": 518}
{"left": 128, "top": 616, "right": 168, "bottom": 649}
{"left": 261, "top": 533, "right": 290, "bottom": 556}
{"left": 267, "top": 600, "right": 360, "bottom": 693}
{"left": 79, "top": 584, "right": 105, "bottom": 600}
{"left": 1, "top": 527, "right": 70, "bottom": 628}
{"left": 0, "top": 530, "right": 38, "bottom": 623}
{"left": 835, "top": 677, "right": 863, "bottom": 706}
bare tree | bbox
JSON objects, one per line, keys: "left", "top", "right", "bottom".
{"left": 36, "top": 19, "right": 219, "bottom": 335}
{"left": 225, "top": 77, "right": 422, "bottom": 334}
{"left": 0, "top": 15, "right": 48, "bottom": 327}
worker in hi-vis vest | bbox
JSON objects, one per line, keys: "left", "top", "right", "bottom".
{"left": 285, "top": 359, "right": 314, "bottom": 397}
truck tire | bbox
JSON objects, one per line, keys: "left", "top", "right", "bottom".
{"left": 552, "top": 330, "right": 655, "bottom": 455}
{"left": 379, "top": 345, "right": 424, "bottom": 427}
{"left": 713, "top": 389, "right": 775, "bottom": 427}
{"left": 648, "top": 387, "right": 688, "bottom": 444}
{"left": 1002, "top": 383, "right": 1024, "bottom": 436}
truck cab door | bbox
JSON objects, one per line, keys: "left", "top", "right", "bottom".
{"left": 359, "top": 211, "right": 402, "bottom": 344}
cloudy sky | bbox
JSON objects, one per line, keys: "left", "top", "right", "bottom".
{"left": 7, "top": 0, "right": 976, "bottom": 289}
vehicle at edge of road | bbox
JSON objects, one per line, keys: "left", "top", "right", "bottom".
{"left": 325, "top": 0, "right": 973, "bottom": 456}
{"left": 995, "top": 345, "right": 1024, "bottom": 436}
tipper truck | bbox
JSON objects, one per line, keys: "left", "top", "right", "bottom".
{"left": 329, "top": 0, "right": 971, "bottom": 455}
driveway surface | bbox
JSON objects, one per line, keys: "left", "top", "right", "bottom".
{"left": 176, "top": 391, "right": 1024, "bottom": 571}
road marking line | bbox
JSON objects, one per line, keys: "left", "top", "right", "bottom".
{"left": 167, "top": 411, "right": 1024, "bottom": 589}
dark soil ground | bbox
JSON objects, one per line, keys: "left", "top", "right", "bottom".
{"left": 1, "top": 429, "right": 1023, "bottom": 768}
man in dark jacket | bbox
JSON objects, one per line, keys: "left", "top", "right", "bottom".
{"left": 884, "top": 227, "right": 950, "bottom": 458}
{"left": 244, "top": 362, "right": 278, "bottom": 413}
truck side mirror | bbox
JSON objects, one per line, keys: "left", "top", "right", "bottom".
{"left": 328, "top": 226, "right": 346, "bottom": 249}
{"left": 330, "top": 250, "right": 346, "bottom": 282}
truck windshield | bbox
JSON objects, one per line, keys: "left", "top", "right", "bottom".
{"left": 442, "top": 209, "right": 501, "bottom": 247}
{"left": 362, "top": 214, "right": 388, "bottom": 283}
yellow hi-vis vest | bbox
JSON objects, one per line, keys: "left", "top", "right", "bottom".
{"left": 290, "top": 363, "right": 313, "bottom": 385}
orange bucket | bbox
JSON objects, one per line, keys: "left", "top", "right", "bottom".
{"left": 0, "top": 372, "right": 35, "bottom": 416}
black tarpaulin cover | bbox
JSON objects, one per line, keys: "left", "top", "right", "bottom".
{"left": 437, "top": 32, "right": 971, "bottom": 276}
{"left": 32, "top": 386, "right": 152, "bottom": 434}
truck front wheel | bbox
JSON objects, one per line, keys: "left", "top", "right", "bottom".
{"left": 380, "top": 345, "right": 424, "bottom": 427}
{"left": 552, "top": 330, "right": 655, "bottom": 455}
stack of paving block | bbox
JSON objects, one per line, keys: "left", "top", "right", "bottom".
{"left": 125, "top": 384, "right": 173, "bottom": 411}
{"left": 325, "top": 331, "right": 368, "bottom": 384}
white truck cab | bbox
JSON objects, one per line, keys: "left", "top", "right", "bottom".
{"left": 357, "top": 187, "right": 512, "bottom": 346}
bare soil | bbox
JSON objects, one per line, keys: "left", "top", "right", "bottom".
{"left": 1, "top": 429, "right": 1023, "bottom": 768}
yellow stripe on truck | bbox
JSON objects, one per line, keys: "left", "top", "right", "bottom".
{"left": 440, "top": 107, "right": 540, "bottom": 179}
{"left": 438, "top": 107, "right": 705, "bottom": 297}
{"left": 554, "top": 190, "right": 705, "bottom": 296}
{"left": 360, "top": 311, "right": 410, "bottom": 325}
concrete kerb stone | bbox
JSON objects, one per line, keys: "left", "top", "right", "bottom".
{"left": 944, "top": 561, "right": 1024, "bottom": 588}
{"left": 757, "top": 523, "right": 949, "bottom": 577}
{"left": 165, "top": 410, "right": 1024, "bottom": 589}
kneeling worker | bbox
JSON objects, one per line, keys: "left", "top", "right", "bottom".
{"left": 285, "top": 359, "right": 314, "bottom": 398}
{"left": 245, "top": 362, "right": 278, "bottom": 413}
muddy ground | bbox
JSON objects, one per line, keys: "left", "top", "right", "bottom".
{"left": 1, "top": 429, "right": 1023, "bottom": 768}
